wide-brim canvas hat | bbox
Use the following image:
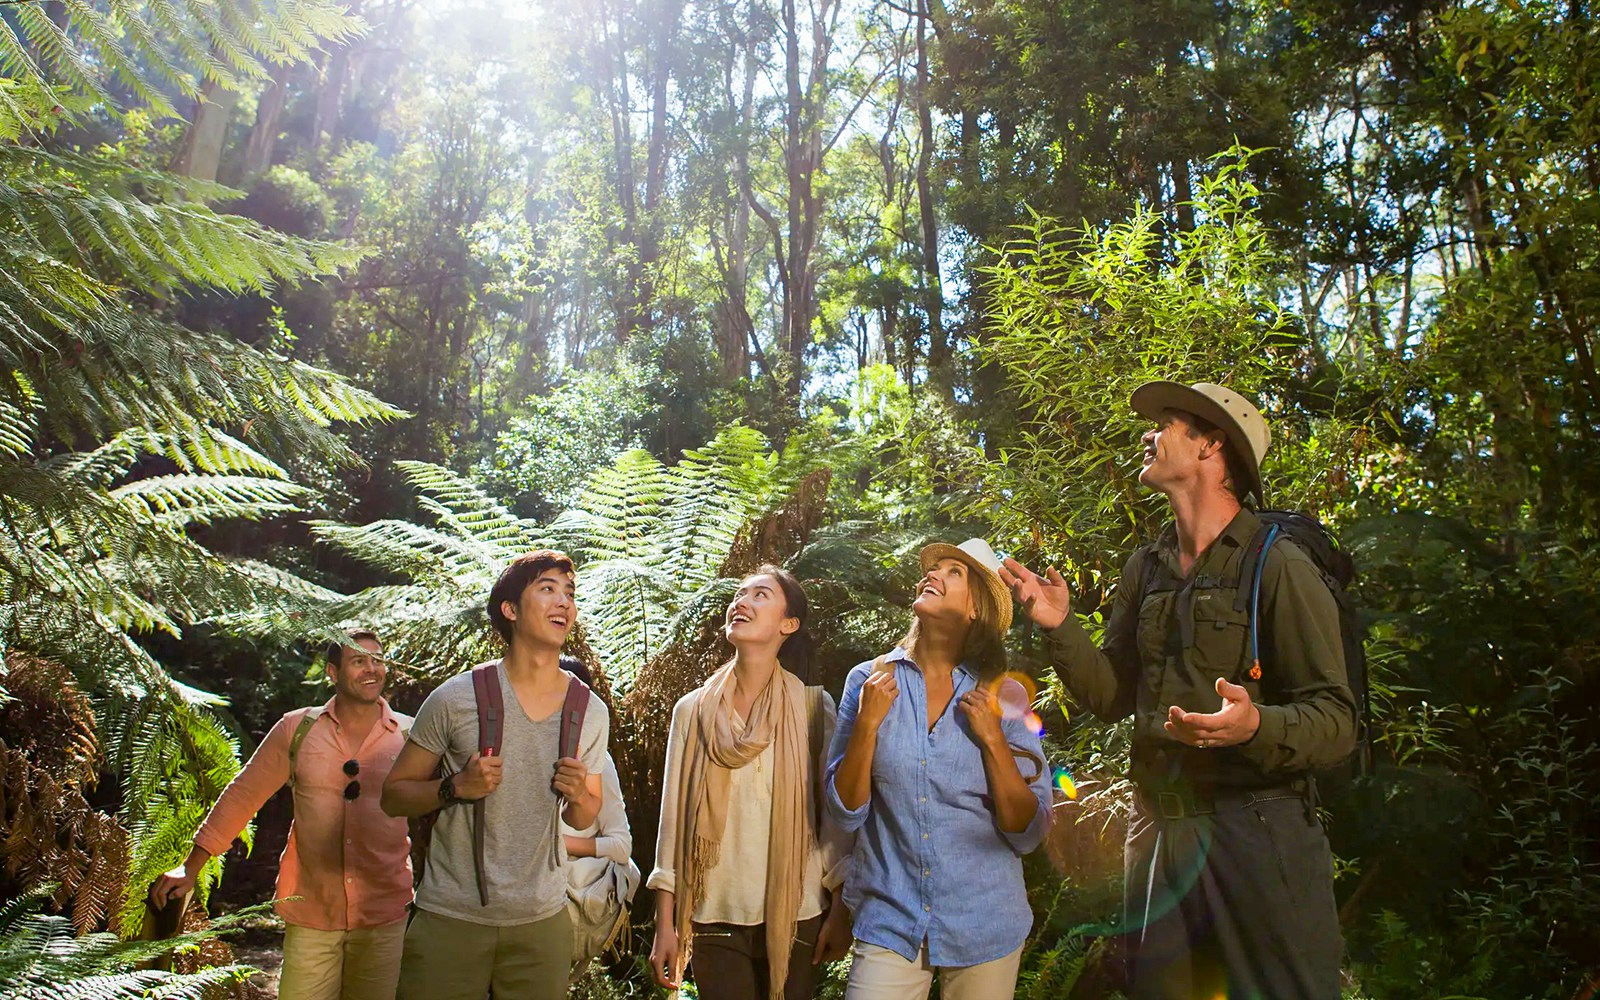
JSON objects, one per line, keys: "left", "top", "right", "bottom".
{"left": 919, "top": 538, "right": 1014, "bottom": 633}
{"left": 1131, "top": 380, "right": 1271, "bottom": 504}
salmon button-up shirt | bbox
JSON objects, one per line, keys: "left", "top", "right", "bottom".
{"left": 194, "top": 697, "right": 414, "bottom": 930}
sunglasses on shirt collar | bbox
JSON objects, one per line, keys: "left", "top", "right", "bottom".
{"left": 344, "top": 758, "right": 360, "bottom": 800}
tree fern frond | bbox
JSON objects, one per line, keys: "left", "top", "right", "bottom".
{"left": 310, "top": 519, "right": 488, "bottom": 579}
{"left": 0, "top": 392, "right": 36, "bottom": 458}
{"left": 111, "top": 474, "right": 309, "bottom": 527}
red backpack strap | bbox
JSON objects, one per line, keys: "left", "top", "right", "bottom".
{"left": 469, "top": 662, "right": 503, "bottom": 906}
{"left": 472, "top": 662, "right": 504, "bottom": 757}
{"left": 559, "top": 675, "right": 589, "bottom": 763}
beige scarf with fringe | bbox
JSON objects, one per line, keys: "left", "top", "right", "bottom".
{"left": 671, "top": 662, "right": 812, "bottom": 998}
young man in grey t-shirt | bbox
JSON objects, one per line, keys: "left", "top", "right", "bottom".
{"left": 382, "top": 550, "right": 608, "bottom": 1000}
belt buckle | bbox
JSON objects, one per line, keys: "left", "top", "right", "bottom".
{"left": 1156, "top": 791, "right": 1187, "bottom": 820}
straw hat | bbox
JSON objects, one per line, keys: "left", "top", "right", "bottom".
{"left": 919, "top": 538, "right": 1013, "bottom": 632}
{"left": 1130, "top": 380, "right": 1271, "bottom": 503}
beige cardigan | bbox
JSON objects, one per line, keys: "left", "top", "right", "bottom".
{"left": 647, "top": 685, "right": 853, "bottom": 925}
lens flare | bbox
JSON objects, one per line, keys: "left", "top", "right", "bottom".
{"left": 993, "top": 671, "right": 1037, "bottom": 721}
{"left": 1053, "top": 765, "right": 1078, "bottom": 800}
{"left": 1023, "top": 712, "right": 1045, "bottom": 736}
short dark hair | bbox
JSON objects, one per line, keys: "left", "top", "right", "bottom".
{"left": 487, "top": 550, "right": 575, "bottom": 642}
{"left": 326, "top": 628, "right": 380, "bottom": 668}
{"left": 1182, "top": 412, "right": 1253, "bottom": 503}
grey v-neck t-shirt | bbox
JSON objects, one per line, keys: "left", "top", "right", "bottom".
{"left": 407, "top": 667, "right": 609, "bottom": 926}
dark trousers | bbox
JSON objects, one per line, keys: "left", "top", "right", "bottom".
{"left": 1122, "top": 789, "right": 1343, "bottom": 1000}
{"left": 691, "top": 914, "right": 824, "bottom": 1000}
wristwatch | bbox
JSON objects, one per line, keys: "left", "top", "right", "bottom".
{"left": 438, "top": 773, "right": 460, "bottom": 806}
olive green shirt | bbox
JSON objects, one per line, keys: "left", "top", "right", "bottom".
{"left": 1045, "top": 508, "right": 1357, "bottom": 789}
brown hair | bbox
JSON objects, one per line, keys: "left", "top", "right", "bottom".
{"left": 487, "top": 549, "right": 575, "bottom": 642}
{"left": 326, "top": 628, "right": 380, "bottom": 669}
{"left": 901, "top": 561, "right": 1008, "bottom": 681}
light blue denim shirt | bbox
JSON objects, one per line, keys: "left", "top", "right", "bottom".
{"left": 825, "top": 648, "right": 1053, "bottom": 967}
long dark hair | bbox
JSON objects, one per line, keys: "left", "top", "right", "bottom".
{"left": 901, "top": 562, "right": 1008, "bottom": 681}
{"left": 731, "top": 564, "right": 816, "bottom": 683}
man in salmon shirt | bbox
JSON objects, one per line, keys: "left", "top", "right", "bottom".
{"left": 150, "top": 629, "right": 414, "bottom": 1000}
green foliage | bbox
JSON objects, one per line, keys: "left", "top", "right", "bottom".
{"left": 973, "top": 147, "right": 1339, "bottom": 583}
{"left": 100, "top": 697, "right": 253, "bottom": 938}
{"left": 299, "top": 426, "right": 800, "bottom": 690}
{"left": 0, "top": 0, "right": 398, "bottom": 945}
{"left": 479, "top": 363, "right": 654, "bottom": 514}
{"left": 0, "top": 889, "right": 265, "bottom": 998}
{"left": 0, "top": 0, "right": 363, "bottom": 139}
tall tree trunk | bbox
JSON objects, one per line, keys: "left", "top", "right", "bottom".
{"left": 237, "top": 63, "right": 293, "bottom": 183}
{"left": 915, "top": 0, "right": 947, "bottom": 395}
{"left": 310, "top": 43, "right": 350, "bottom": 157}
{"left": 718, "top": 19, "right": 760, "bottom": 381}
{"left": 604, "top": 0, "right": 642, "bottom": 342}
{"left": 782, "top": 0, "right": 808, "bottom": 404}
{"left": 169, "top": 79, "right": 239, "bottom": 182}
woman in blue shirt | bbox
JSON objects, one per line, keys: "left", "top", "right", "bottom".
{"left": 826, "top": 538, "right": 1052, "bottom": 1000}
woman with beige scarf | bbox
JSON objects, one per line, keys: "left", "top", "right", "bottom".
{"left": 647, "top": 565, "right": 854, "bottom": 1000}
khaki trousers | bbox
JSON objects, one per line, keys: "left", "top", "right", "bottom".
{"left": 397, "top": 906, "right": 572, "bottom": 1000}
{"left": 844, "top": 940, "right": 1023, "bottom": 1000}
{"left": 278, "top": 919, "right": 406, "bottom": 1000}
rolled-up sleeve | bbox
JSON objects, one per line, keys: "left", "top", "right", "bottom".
{"left": 998, "top": 715, "right": 1053, "bottom": 855}
{"left": 823, "top": 664, "right": 872, "bottom": 833}
{"left": 193, "top": 713, "right": 293, "bottom": 858}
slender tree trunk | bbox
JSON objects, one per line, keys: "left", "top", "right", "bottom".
{"left": 718, "top": 20, "right": 759, "bottom": 381}
{"left": 603, "top": 0, "right": 642, "bottom": 342}
{"left": 782, "top": 0, "right": 807, "bottom": 403}
{"left": 169, "top": 78, "right": 239, "bottom": 182}
{"left": 915, "top": 0, "right": 947, "bottom": 395}
{"left": 237, "top": 63, "right": 293, "bottom": 183}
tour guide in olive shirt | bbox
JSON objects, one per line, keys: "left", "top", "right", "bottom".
{"left": 1001, "top": 381, "right": 1355, "bottom": 1000}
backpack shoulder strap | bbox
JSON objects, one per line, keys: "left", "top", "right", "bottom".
{"left": 560, "top": 675, "right": 589, "bottom": 762}
{"left": 1232, "top": 521, "right": 1279, "bottom": 613}
{"left": 471, "top": 662, "right": 504, "bottom": 757}
{"left": 1242, "top": 522, "right": 1287, "bottom": 681}
{"left": 286, "top": 707, "right": 325, "bottom": 789}
{"left": 469, "top": 661, "right": 503, "bottom": 907}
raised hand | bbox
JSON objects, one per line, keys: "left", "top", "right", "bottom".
{"left": 998, "top": 557, "right": 1073, "bottom": 630}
